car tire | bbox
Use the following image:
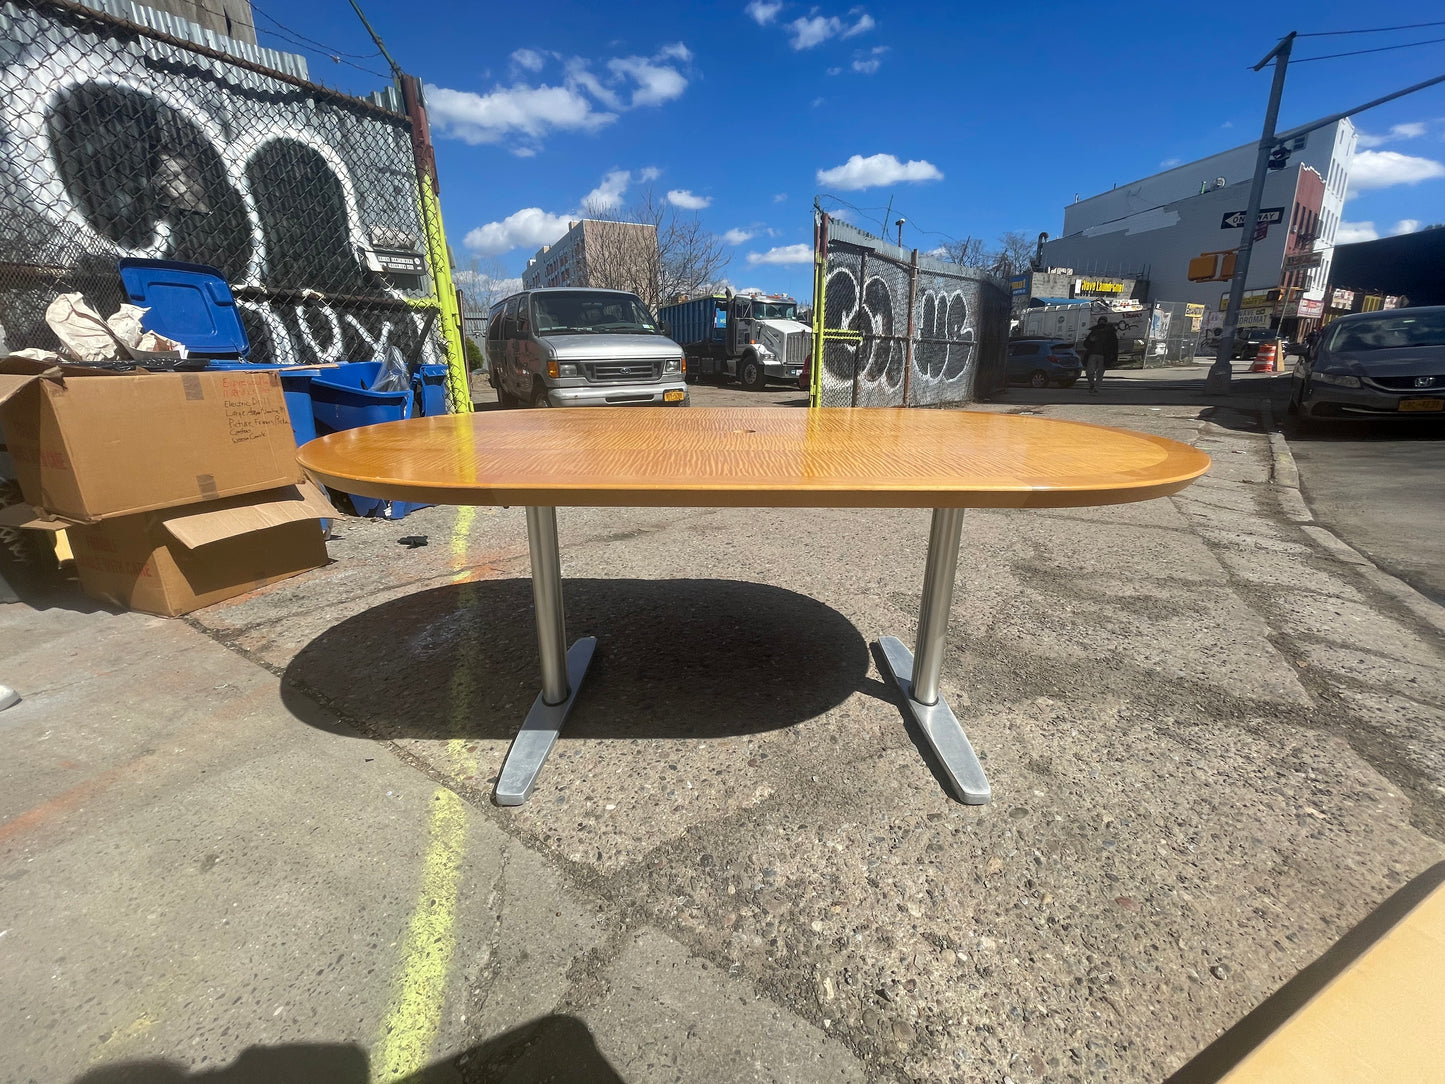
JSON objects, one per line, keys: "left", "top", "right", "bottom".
{"left": 1028, "top": 369, "right": 1049, "bottom": 389}
{"left": 530, "top": 382, "right": 552, "bottom": 408}
{"left": 1057, "top": 377, "right": 1078, "bottom": 388}
{"left": 739, "top": 354, "right": 767, "bottom": 391}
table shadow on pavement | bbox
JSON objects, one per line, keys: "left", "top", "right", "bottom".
{"left": 281, "top": 577, "right": 875, "bottom": 742}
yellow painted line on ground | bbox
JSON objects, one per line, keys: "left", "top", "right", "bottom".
{"left": 370, "top": 506, "right": 485, "bottom": 1082}
{"left": 370, "top": 788, "right": 467, "bottom": 1081}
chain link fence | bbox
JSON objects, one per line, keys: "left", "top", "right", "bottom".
{"left": 0, "top": 0, "right": 447, "bottom": 376}
{"left": 1140, "top": 300, "right": 1201, "bottom": 366}
{"left": 812, "top": 214, "right": 1008, "bottom": 407}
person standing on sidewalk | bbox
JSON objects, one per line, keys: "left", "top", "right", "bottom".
{"left": 1081, "top": 317, "right": 1118, "bottom": 394}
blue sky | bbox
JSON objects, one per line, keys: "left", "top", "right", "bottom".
{"left": 259, "top": 0, "right": 1445, "bottom": 302}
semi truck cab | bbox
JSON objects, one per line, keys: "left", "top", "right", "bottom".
{"left": 658, "top": 291, "right": 811, "bottom": 391}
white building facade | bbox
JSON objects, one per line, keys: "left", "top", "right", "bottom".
{"left": 1042, "top": 119, "right": 1357, "bottom": 331}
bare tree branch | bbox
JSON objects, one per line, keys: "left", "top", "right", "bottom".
{"left": 940, "top": 236, "right": 987, "bottom": 268}
{"left": 580, "top": 188, "right": 728, "bottom": 309}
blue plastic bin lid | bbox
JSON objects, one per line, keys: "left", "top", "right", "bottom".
{"left": 116, "top": 258, "right": 249, "bottom": 359}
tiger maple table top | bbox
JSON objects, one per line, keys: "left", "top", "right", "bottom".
{"left": 297, "top": 407, "right": 1211, "bottom": 510}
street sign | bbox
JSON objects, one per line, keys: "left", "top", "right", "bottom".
{"left": 1255, "top": 223, "right": 1269, "bottom": 242}
{"left": 1283, "top": 251, "right": 1324, "bottom": 271}
{"left": 1221, "top": 207, "right": 1285, "bottom": 230}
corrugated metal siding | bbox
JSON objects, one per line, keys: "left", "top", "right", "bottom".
{"left": 76, "top": 0, "right": 310, "bottom": 80}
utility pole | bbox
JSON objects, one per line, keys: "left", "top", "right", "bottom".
{"left": 1206, "top": 32, "right": 1295, "bottom": 395}
{"left": 346, "top": 0, "right": 470, "bottom": 411}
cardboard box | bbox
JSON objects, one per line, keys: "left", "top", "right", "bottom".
{"left": 0, "top": 357, "right": 302, "bottom": 523}
{"left": 60, "top": 482, "right": 335, "bottom": 617}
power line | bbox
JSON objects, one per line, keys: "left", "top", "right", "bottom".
{"left": 1294, "top": 35, "right": 1445, "bottom": 62}
{"left": 176, "top": 0, "right": 390, "bottom": 77}
{"left": 1297, "top": 19, "right": 1445, "bottom": 38}
{"left": 250, "top": 1, "right": 381, "bottom": 59}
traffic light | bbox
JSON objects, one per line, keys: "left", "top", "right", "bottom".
{"left": 1267, "top": 146, "right": 1290, "bottom": 171}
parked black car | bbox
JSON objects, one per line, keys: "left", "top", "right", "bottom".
{"left": 1231, "top": 326, "right": 1287, "bottom": 360}
{"left": 1287, "top": 306, "right": 1445, "bottom": 423}
{"left": 1006, "top": 339, "right": 1082, "bottom": 388}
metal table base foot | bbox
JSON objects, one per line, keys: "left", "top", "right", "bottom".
{"left": 494, "top": 636, "right": 596, "bottom": 806}
{"left": 879, "top": 635, "right": 991, "bottom": 805}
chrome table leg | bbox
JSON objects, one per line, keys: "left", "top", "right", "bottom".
{"left": 495, "top": 506, "right": 595, "bottom": 806}
{"left": 879, "top": 507, "right": 991, "bottom": 805}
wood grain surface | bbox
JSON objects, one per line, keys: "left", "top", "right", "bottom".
{"left": 297, "top": 407, "right": 1211, "bottom": 509}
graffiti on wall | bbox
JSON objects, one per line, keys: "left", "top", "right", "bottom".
{"left": 815, "top": 216, "right": 1007, "bottom": 407}
{"left": 0, "top": 0, "right": 439, "bottom": 366}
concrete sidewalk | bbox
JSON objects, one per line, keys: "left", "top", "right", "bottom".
{"left": 3, "top": 370, "right": 1443, "bottom": 1083}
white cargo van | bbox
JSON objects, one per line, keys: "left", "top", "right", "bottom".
{"left": 486, "top": 288, "right": 689, "bottom": 408}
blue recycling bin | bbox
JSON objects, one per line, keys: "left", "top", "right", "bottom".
{"left": 412, "top": 363, "right": 450, "bottom": 418}
{"left": 308, "top": 361, "right": 429, "bottom": 520}
{"left": 116, "top": 259, "right": 445, "bottom": 521}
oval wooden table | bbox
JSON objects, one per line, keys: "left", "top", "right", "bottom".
{"left": 299, "top": 407, "right": 1211, "bottom": 806}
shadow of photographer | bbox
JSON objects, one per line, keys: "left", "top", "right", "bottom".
{"left": 71, "top": 1012, "right": 625, "bottom": 1083}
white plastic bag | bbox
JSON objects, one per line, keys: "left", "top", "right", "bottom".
{"left": 372, "top": 346, "right": 411, "bottom": 393}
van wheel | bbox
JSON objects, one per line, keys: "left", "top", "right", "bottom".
{"left": 739, "top": 355, "right": 767, "bottom": 391}
{"left": 530, "top": 383, "right": 551, "bottom": 408}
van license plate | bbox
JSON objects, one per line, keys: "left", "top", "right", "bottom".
{"left": 1399, "top": 399, "right": 1443, "bottom": 412}
{"left": 664, "top": 389, "right": 686, "bottom": 402}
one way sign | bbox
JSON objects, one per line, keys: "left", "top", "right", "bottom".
{"left": 1221, "top": 207, "right": 1285, "bottom": 230}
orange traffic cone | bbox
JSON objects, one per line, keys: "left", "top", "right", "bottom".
{"left": 1249, "top": 340, "right": 1278, "bottom": 373}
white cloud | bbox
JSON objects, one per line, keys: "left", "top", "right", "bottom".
{"left": 810, "top": 96, "right": 825, "bottom": 108}
{"left": 1391, "top": 219, "right": 1421, "bottom": 236}
{"left": 454, "top": 268, "right": 523, "bottom": 301}
{"left": 427, "top": 44, "right": 691, "bottom": 151}
{"left": 722, "top": 228, "right": 756, "bottom": 245}
{"left": 747, "top": 243, "right": 813, "bottom": 265}
{"left": 816, "top": 152, "right": 943, "bottom": 190}
{"left": 607, "top": 55, "right": 689, "bottom": 107}
{"left": 1334, "top": 221, "right": 1378, "bottom": 244}
{"left": 425, "top": 82, "right": 614, "bottom": 146}
{"left": 1356, "top": 122, "right": 1428, "bottom": 149}
{"left": 1159, "top": 157, "right": 1181, "bottom": 168}
{"left": 466, "top": 168, "right": 652, "bottom": 255}
{"left": 851, "top": 45, "right": 887, "bottom": 73}
{"left": 1348, "top": 150, "right": 1445, "bottom": 193}
{"left": 667, "top": 188, "right": 712, "bottom": 210}
{"left": 639, "top": 166, "right": 662, "bottom": 182}
{"left": 582, "top": 170, "right": 632, "bottom": 211}
{"left": 464, "top": 207, "right": 575, "bottom": 255}
{"left": 790, "top": 15, "right": 839, "bottom": 48}
{"left": 773, "top": 193, "right": 788, "bottom": 203}
{"left": 745, "top": 0, "right": 782, "bottom": 25}
{"left": 788, "top": 10, "right": 873, "bottom": 49}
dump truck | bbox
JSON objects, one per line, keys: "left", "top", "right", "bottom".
{"left": 657, "top": 291, "right": 810, "bottom": 390}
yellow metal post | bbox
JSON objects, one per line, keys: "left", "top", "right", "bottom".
{"left": 417, "top": 173, "right": 470, "bottom": 413}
